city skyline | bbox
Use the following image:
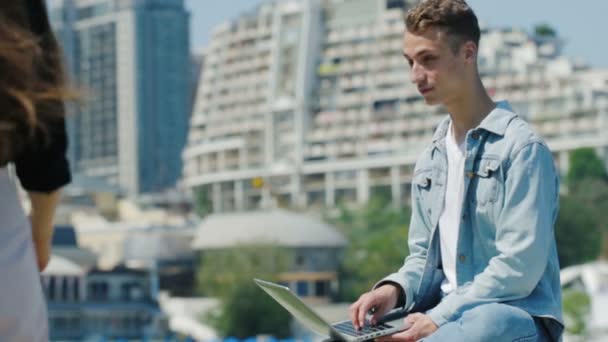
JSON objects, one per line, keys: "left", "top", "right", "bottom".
{"left": 186, "top": 0, "right": 608, "bottom": 68}
{"left": 183, "top": 0, "right": 608, "bottom": 214}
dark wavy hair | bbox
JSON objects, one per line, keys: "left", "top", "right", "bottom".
{"left": 0, "top": 1, "right": 74, "bottom": 166}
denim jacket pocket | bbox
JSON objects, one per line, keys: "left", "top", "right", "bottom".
{"left": 471, "top": 156, "right": 502, "bottom": 207}
{"left": 413, "top": 169, "right": 435, "bottom": 220}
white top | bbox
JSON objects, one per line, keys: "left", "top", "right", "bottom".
{"left": 0, "top": 167, "right": 49, "bottom": 340}
{"left": 439, "top": 122, "right": 467, "bottom": 294}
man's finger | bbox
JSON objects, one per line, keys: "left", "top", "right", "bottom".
{"left": 357, "top": 297, "right": 376, "bottom": 329}
{"left": 348, "top": 307, "right": 356, "bottom": 327}
{"left": 357, "top": 299, "right": 369, "bottom": 329}
{"left": 351, "top": 294, "right": 371, "bottom": 329}
{"left": 349, "top": 296, "right": 364, "bottom": 327}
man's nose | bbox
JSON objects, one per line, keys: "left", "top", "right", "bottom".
{"left": 410, "top": 63, "right": 424, "bottom": 84}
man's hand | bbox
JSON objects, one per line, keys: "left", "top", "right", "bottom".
{"left": 375, "top": 313, "right": 438, "bottom": 342}
{"left": 349, "top": 284, "right": 400, "bottom": 329}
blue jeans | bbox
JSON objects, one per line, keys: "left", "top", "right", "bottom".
{"left": 421, "top": 303, "right": 551, "bottom": 342}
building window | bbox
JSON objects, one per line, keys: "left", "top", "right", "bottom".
{"left": 48, "top": 277, "right": 56, "bottom": 301}
{"left": 62, "top": 277, "right": 69, "bottom": 301}
{"left": 295, "top": 254, "right": 305, "bottom": 266}
{"left": 100, "top": 282, "right": 109, "bottom": 300}
{"left": 73, "top": 278, "right": 80, "bottom": 301}
{"left": 315, "top": 280, "right": 328, "bottom": 297}
{"left": 56, "top": 317, "right": 67, "bottom": 332}
{"left": 89, "top": 281, "right": 109, "bottom": 300}
{"left": 296, "top": 281, "right": 309, "bottom": 297}
{"left": 69, "top": 316, "right": 80, "bottom": 333}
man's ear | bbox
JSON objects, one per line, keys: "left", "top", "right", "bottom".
{"left": 462, "top": 41, "right": 477, "bottom": 64}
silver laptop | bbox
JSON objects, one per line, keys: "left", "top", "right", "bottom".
{"left": 254, "top": 279, "right": 409, "bottom": 342}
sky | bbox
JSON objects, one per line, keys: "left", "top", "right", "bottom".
{"left": 186, "top": 0, "right": 608, "bottom": 68}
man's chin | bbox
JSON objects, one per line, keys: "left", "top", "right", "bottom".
{"left": 422, "top": 96, "right": 441, "bottom": 106}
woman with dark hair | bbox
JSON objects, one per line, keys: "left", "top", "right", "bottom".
{"left": 0, "top": 0, "right": 72, "bottom": 339}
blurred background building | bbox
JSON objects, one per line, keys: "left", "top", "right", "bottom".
{"left": 192, "top": 209, "right": 347, "bottom": 303}
{"left": 50, "top": 0, "right": 191, "bottom": 197}
{"left": 182, "top": 0, "right": 608, "bottom": 214}
{"left": 43, "top": 257, "right": 169, "bottom": 340}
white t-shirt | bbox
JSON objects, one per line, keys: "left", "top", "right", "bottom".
{"left": 439, "top": 121, "right": 466, "bottom": 294}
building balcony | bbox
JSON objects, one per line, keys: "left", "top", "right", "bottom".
{"left": 190, "top": 114, "right": 207, "bottom": 127}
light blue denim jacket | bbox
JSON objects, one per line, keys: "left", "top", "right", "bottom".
{"left": 376, "top": 101, "right": 564, "bottom": 340}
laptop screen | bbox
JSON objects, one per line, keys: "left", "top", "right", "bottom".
{"left": 254, "top": 279, "right": 334, "bottom": 337}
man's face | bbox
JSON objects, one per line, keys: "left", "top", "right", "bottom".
{"left": 403, "top": 28, "right": 468, "bottom": 106}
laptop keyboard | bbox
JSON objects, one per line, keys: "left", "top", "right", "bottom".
{"left": 333, "top": 321, "right": 393, "bottom": 337}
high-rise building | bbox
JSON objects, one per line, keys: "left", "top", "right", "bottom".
{"left": 50, "top": 0, "right": 191, "bottom": 196}
{"left": 184, "top": 0, "right": 323, "bottom": 212}
{"left": 190, "top": 51, "right": 205, "bottom": 119}
{"left": 183, "top": 0, "right": 608, "bottom": 213}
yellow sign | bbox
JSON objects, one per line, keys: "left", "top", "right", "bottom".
{"left": 251, "top": 177, "right": 264, "bottom": 188}
{"left": 318, "top": 63, "right": 339, "bottom": 75}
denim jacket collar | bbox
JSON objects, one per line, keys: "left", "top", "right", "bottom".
{"left": 432, "top": 101, "right": 518, "bottom": 144}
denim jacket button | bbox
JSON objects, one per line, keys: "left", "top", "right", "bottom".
{"left": 466, "top": 171, "right": 475, "bottom": 179}
{"left": 459, "top": 254, "right": 466, "bottom": 263}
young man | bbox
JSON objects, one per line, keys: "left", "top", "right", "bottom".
{"left": 349, "top": 1, "right": 563, "bottom": 341}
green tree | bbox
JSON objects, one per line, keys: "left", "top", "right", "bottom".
{"left": 562, "top": 289, "right": 591, "bottom": 336}
{"left": 555, "top": 195, "right": 602, "bottom": 267}
{"left": 569, "top": 178, "right": 608, "bottom": 259}
{"left": 534, "top": 23, "right": 557, "bottom": 37}
{"left": 196, "top": 244, "right": 292, "bottom": 338}
{"left": 567, "top": 148, "right": 607, "bottom": 186}
{"left": 328, "top": 196, "right": 410, "bottom": 301}
{"left": 194, "top": 185, "right": 212, "bottom": 217}
{"left": 566, "top": 148, "right": 608, "bottom": 259}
